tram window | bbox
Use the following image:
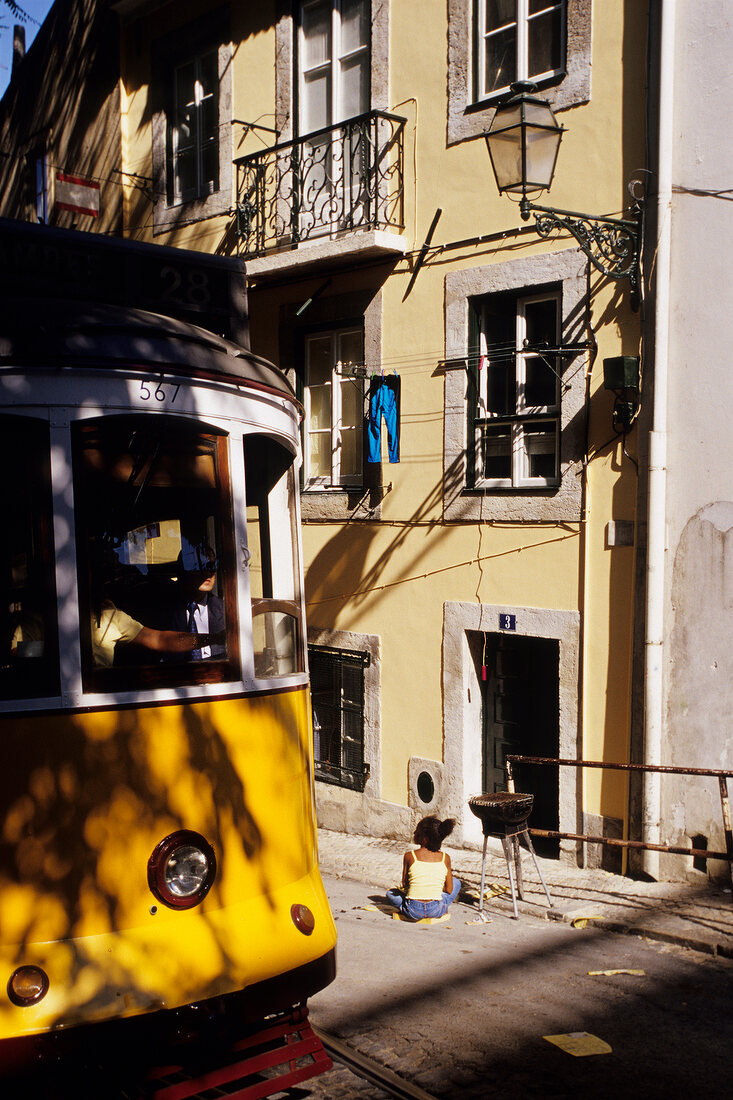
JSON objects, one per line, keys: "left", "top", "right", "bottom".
{"left": 73, "top": 417, "right": 239, "bottom": 691}
{"left": 244, "top": 434, "right": 303, "bottom": 679}
{"left": 0, "top": 418, "right": 59, "bottom": 701}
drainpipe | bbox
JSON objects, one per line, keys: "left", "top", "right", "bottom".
{"left": 643, "top": 0, "right": 675, "bottom": 879}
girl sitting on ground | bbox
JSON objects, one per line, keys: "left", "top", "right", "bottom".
{"left": 385, "top": 816, "right": 461, "bottom": 921}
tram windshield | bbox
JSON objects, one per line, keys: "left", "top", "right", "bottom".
{"left": 73, "top": 417, "right": 239, "bottom": 691}
{"left": 0, "top": 417, "right": 59, "bottom": 701}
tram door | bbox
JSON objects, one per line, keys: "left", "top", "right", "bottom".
{"left": 481, "top": 633, "right": 559, "bottom": 850}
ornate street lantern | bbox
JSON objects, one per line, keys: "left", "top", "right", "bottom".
{"left": 484, "top": 83, "right": 564, "bottom": 205}
{"left": 484, "top": 84, "right": 643, "bottom": 304}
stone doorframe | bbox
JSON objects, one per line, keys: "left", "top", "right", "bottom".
{"left": 442, "top": 601, "right": 581, "bottom": 850}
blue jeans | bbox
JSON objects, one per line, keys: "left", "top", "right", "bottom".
{"left": 385, "top": 878, "right": 461, "bottom": 921}
{"left": 367, "top": 376, "right": 400, "bottom": 463}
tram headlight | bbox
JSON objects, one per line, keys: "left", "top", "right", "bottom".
{"left": 148, "top": 831, "right": 216, "bottom": 910}
{"left": 8, "top": 965, "right": 49, "bottom": 1007}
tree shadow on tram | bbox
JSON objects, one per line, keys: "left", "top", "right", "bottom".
{"left": 0, "top": 690, "right": 309, "bottom": 1035}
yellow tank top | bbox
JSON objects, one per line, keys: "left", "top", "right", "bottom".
{"left": 406, "top": 852, "right": 447, "bottom": 900}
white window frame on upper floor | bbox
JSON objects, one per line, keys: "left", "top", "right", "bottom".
{"left": 303, "top": 326, "right": 365, "bottom": 490}
{"left": 443, "top": 249, "right": 588, "bottom": 523}
{"left": 473, "top": 289, "right": 561, "bottom": 489}
{"left": 475, "top": 0, "right": 566, "bottom": 102}
{"left": 295, "top": 0, "right": 372, "bottom": 240}
{"left": 447, "top": 0, "right": 591, "bottom": 146}
{"left": 274, "top": 0, "right": 390, "bottom": 140}
{"left": 298, "top": 0, "right": 370, "bottom": 134}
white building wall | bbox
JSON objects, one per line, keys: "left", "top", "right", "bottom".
{"left": 659, "top": 2, "right": 733, "bottom": 876}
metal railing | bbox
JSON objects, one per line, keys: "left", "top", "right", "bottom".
{"left": 234, "top": 110, "right": 406, "bottom": 259}
{"left": 505, "top": 755, "right": 733, "bottom": 894}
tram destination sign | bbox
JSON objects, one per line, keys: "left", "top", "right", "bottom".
{"left": 0, "top": 218, "right": 249, "bottom": 346}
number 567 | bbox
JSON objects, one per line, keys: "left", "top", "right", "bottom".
{"left": 139, "top": 379, "right": 180, "bottom": 404}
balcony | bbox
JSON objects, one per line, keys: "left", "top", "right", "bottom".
{"left": 234, "top": 111, "right": 406, "bottom": 268}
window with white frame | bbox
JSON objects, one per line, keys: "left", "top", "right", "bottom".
{"left": 298, "top": 0, "right": 371, "bottom": 236}
{"left": 471, "top": 289, "right": 560, "bottom": 488}
{"left": 304, "top": 327, "right": 364, "bottom": 488}
{"left": 475, "top": 0, "right": 566, "bottom": 102}
{"left": 299, "top": 0, "right": 370, "bottom": 133}
{"left": 169, "top": 49, "right": 219, "bottom": 205}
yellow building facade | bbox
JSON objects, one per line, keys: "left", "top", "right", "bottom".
{"left": 1, "top": 0, "right": 648, "bottom": 863}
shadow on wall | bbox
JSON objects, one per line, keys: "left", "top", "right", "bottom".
{"left": 0, "top": 0, "right": 123, "bottom": 234}
{"left": 305, "top": 457, "right": 464, "bottom": 628}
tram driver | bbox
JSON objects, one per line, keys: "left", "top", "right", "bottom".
{"left": 160, "top": 544, "right": 226, "bottom": 661}
{"left": 89, "top": 533, "right": 226, "bottom": 668}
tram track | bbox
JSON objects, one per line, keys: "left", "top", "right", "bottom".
{"left": 315, "top": 1030, "right": 441, "bottom": 1100}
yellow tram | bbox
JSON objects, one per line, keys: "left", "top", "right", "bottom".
{"left": 0, "top": 220, "right": 336, "bottom": 1095}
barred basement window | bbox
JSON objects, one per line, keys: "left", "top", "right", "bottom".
{"left": 309, "top": 644, "right": 370, "bottom": 791}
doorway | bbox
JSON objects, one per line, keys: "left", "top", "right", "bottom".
{"left": 480, "top": 632, "right": 559, "bottom": 853}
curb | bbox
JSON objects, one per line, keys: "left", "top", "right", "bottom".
{"left": 544, "top": 900, "right": 731, "bottom": 958}
{"left": 325, "top": 866, "right": 733, "bottom": 959}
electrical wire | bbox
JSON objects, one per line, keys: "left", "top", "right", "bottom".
{"left": 305, "top": 531, "right": 579, "bottom": 607}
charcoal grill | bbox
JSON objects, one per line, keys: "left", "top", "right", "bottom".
{"left": 468, "top": 793, "right": 553, "bottom": 919}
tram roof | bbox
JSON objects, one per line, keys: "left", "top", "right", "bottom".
{"left": 0, "top": 298, "right": 297, "bottom": 403}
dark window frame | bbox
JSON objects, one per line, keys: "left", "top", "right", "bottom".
{"left": 309, "top": 643, "right": 370, "bottom": 792}
{"left": 150, "top": 7, "right": 232, "bottom": 235}
{"left": 169, "top": 47, "right": 220, "bottom": 205}
{"left": 29, "top": 148, "right": 49, "bottom": 224}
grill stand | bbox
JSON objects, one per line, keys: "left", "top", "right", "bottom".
{"left": 477, "top": 823, "right": 554, "bottom": 921}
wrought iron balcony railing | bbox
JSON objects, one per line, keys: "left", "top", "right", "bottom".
{"left": 234, "top": 110, "right": 406, "bottom": 260}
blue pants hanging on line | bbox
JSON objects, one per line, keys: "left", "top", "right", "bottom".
{"left": 368, "top": 375, "right": 400, "bottom": 463}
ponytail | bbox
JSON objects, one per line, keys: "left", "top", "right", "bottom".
{"left": 414, "top": 815, "right": 456, "bottom": 852}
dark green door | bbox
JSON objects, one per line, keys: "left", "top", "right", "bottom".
{"left": 481, "top": 633, "right": 560, "bottom": 844}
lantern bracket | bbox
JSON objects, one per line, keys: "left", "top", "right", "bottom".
{"left": 519, "top": 192, "right": 643, "bottom": 301}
